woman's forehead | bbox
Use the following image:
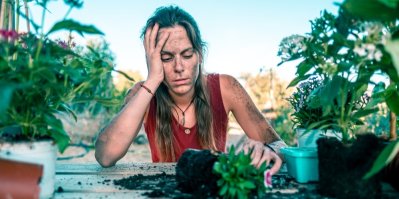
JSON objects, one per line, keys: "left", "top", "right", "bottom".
{"left": 159, "top": 26, "right": 193, "bottom": 51}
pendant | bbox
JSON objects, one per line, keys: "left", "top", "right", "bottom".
{"left": 182, "top": 113, "right": 185, "bottom": 126}
{"left": 184, "top": 129, "right": 190, "bottom": 134}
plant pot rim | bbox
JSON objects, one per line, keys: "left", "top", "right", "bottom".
{"left": 281, "top": 147, "right": 318, "bottom": 157}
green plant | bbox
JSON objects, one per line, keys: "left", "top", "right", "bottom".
{"left": 286, "top": 76, "right": 324, "bottom": 129}
{"left": 335, "top": 0, "right": 399, "bottom": 180}
{"left": 212, "top": 145, "right": 271, "bottom": 199}
{"left": 277, "top": 10, "right": 392, "bottom": 142}
{"left": 0, "top": 0, "right": 122, "bottom": 152}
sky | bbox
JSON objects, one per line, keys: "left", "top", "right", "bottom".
{"left": 28, "top": 0, "right": 342, "bottom": 81}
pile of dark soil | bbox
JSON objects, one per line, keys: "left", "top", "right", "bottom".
{"left": 317, "top": 133, "right": 386, "bottom": 198}
{"left": 114, "top": 172, "right": 324, "bottom": 198}
{"left": 113, "top": 172, "right": 191, "bottom": 198}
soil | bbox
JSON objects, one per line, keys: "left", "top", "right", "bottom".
{"left": 317, "top": 133, "right": 386, "bottom": 199}
{"left": 113, "top": 171, "right": 324, "bottom": 198}
{"left": 175, "top": 149, "right": 221, "bottom": 197}
{"left": 113, "top": 149, "right": 329, "bottom": 198}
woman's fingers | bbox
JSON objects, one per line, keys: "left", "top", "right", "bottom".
{"left": 242, "top": 139, "right": 283, "bottom": 175}
{"left": 144, "top": 24, "right": 152, "bottom": 52}
{"left": 269, "top": 153, "right": 283, "bottom": 175}
{"left": 149, "top": 23, "right": 159, "bottom": 49}
{"left": 155, "top": 31, "right": 170, "bottom": 52}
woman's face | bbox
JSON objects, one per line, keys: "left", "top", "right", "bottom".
{"left": 158, "top": 25, "right": 200, "bottom": 97}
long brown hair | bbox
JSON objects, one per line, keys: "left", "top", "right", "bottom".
{"left": 141, "top": 6, "right": 216, "bottom": 161}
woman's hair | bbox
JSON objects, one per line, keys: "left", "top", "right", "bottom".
{"left": 141, "top": 5, "right": 216, "bottom": 161}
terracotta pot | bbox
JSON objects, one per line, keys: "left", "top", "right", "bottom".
{"left": 0, "top": 140, "right": 56, "bottom": 198}
{"left": 0, "top": 158, "right": 43, "bottom": 199}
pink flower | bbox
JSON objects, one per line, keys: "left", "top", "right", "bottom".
{"left": 0, "top": 29, "right": 19, "bottom": 41}
{"left": 264, "top": 169, "right": 272, "bottom": 188}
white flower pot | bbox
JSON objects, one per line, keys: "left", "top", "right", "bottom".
{"left": 296, "top": 128, "right": 342, "bottom": 148}
{"left": 0, "top": 140, "right": 56, "bottom": 198}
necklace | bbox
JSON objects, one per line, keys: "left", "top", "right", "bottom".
{"left": 173, "top": 98, "right": 195, "bottom": 134}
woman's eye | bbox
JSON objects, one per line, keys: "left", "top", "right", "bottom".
{"left": 161, "top": 56, "right": 172, "bottom": 62}
{"left": 183, "top": 54, "right": 193, "bottom": 59}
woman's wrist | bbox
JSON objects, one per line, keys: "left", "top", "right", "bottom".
{"left": 264, "top": 140, "right": 287, "bottom": 155}
{"left": 142, "top": 78, "right": 161, "bottom": 95}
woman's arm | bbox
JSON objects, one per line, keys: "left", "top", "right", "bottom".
{"left": 94, "top": 81, "right": 154, "bottom": 167}
{"left": 95, "top": 23, "right": 169, "bottom": 167}
{"left": 220, "top": 74, "right": 285, "bottom": 174}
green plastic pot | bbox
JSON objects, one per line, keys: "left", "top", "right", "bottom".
{"left": 281, "top": 147, "right": 319, "bottom": 183}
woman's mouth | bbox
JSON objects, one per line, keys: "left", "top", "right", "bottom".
{"left": 173, "top": 78, "right": 189, "bottom": 85}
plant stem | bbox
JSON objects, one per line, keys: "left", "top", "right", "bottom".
{"left": 0, "top": 0, "right": 7, "bottom": 30}
{"left": 390, "top": 111, "right": 397, "bottom": 141}
{"left": 23, "top": 0, "right": 29, "bottom": 32}
{"left": 63, "top": 5, "right": 73, "bottom": 19}
{"left": 15, "top": 0, "right": 19, "bottom": 32}
{"left": 34, "top": 0, "right": 48, "bottom": 60}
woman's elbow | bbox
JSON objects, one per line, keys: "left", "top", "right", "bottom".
{"left": 95, "top": 150, "right": 117, "bottom": 168}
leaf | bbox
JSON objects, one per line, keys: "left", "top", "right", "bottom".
{"left": 352, "top": 107, "right": 379, "bottom": 118}
{"left": 0, "top": 82, "right": 15, "bottom": 115}
{"left": 363, "top": 141, "right": 399, "bottom": 179}
{"left": 385, "top": 38, "right": 399, "bottom": 80}
{"left": 47, "top": 19, "right": 104, "bottom": 36}
{"left": 242, "top": 181, "right": 256, "bottom": 189}
{"left": 296, "top": 61, "right": 313, "bottom": 76}
{"left": 287, "top": 74, "right": 311, "bottom": 88}
{"left": 57, "top": 103, "right": 78, "bottom": 122}
{"left": 378, "top": 0, "right": 399, "bottom": 9}
{"left": 219, "top": 184, "right": 229, "bottom": 196}
{"left": 49, "top": 128, "right": 70, "bottom": 153}
{"left": 114, "top": 69, "right": 135, "bottom": 82}
{"left": 385, "top": 89, "right": 399, "bottom": 115}
{"left": 342, "top": 0, "right": 399, "bottom": 21}
{"left": 44, "top": 114, "right": 70, "bottom": 153}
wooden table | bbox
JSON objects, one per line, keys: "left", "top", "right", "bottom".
{"left": 54, "top": 163, "right": 176, "bottom": 198}
{"left": 54, "top": 163, "right": 398, "bottom": 199}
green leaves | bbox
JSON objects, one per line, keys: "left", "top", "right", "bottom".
{"left": 47, "top": 19, "right": 104, "bottom": 36}
{"left": 0, "top": 1, "right": 120, "bottom": 153}
{"left": 384, "top": 85, "right": 399, "bottom": 115}
{"left": 385, "top": 38, "right": 399, "bottom": 82}
{"left": 213, "top": 145, "right": 269, "bottom": 198}
{"left": 342, "top": 0, "right": 399, "bottom": 22}
{"left": 364, "top": 141, "right": 399, "bottom": 179}
{"left": 0, "top": 82, "right": 16, "bottom": 116}
{"left": 44, "top": 114, "right": 70, "bottom": 153}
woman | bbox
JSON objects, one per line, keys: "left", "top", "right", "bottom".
{"left": 95, "top": 5, "right": 286, "bottom": 175}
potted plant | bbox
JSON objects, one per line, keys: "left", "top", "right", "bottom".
{"left": 339, "top": 0, "right": 399, "bottom": 192}
{"left": 278, "top": 5, "right": 398, "bottom": 197}
{"left": 285, "top": 76, "right": 342, "bottom": 148}
{"left": 176, "top": 146, "right": 272, "bottom": 198}
{"left": 0, "top": 0, "right": 116, "bottom": 197}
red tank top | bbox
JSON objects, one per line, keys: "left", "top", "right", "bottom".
{"left": 144, "top": 74, "right": 228, "bottom": 162}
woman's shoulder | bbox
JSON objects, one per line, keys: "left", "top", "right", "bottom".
{"left": 206, "top": 73, "right": 237, "bottom": 85}
{"left": 217, "top": 73, "right": 241, "bottom": 89}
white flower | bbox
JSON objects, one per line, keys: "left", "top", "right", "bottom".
{"left": 354, "top": 43, "right": 383, "bottom": 61}
{"left": 354, "top": 45, "right": 367, "bottom": 56}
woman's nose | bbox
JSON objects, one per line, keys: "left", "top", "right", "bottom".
{"left": 174, "top": 57, "right": 184, "bottom": 72}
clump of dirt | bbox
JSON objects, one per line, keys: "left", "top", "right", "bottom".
{"left": 175, "top": 149, "right": 221, "bottom": 197}
{"left": 113, "top": 172, "right": 191, "bottom": 198}
{"left": 317, "top": 133, "right": 385, "bottom": 198}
